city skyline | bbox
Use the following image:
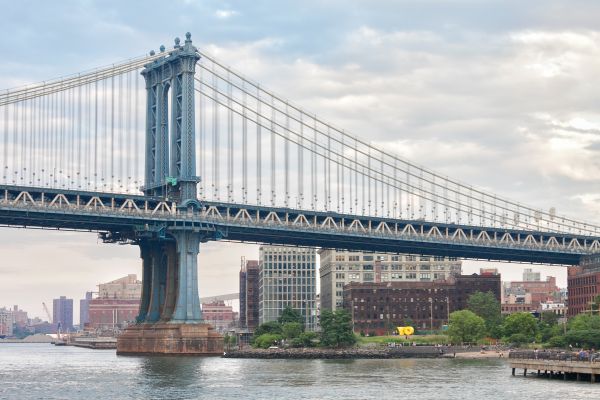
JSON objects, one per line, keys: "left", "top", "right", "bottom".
{"left": 1, "top": 0, "right": 598, "bottom": 321}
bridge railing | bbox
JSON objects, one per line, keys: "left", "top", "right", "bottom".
{"left": 509, "top": 350, "right": 600, "bottom": 363}
{"left": 0, "top": 187, "right": 597, "bottom": 256}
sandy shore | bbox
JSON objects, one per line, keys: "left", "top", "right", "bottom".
{"left": 454, "top": 351, "right": 507, "bottom": 359}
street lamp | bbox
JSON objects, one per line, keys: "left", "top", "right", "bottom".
{"left": 429, "top": 297, "right": 433, "bottom": 332}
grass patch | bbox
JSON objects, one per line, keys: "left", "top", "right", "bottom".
{"left": 356, "top": 334, "right": 450, "bottom": 346}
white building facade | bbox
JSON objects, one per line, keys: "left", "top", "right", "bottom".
{"left": 319, "top": 249, "right": 462, "bottom": 311}
{"left": 259, "top": 246, "right": 317, "bottom": 331}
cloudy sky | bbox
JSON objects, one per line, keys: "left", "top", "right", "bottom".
{"left": 1, "top": 0, "right": 599, "bottom": 322}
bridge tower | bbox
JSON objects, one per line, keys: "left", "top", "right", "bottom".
{"left": 117, "top": 34, "right": 222, "bottom": 355}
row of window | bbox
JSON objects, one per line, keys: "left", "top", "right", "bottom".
{"left": 334, "top": 272, "right": 443, "bottom": 281}
{"left": 333, "top": 254, "right": 458, "bottom": 262}
{"left": 334, "top": 264, "right": 456, "bottom": 272}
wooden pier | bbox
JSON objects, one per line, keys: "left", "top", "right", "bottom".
{"left": 509, "top": 350, "right": 600, "bottom": 383}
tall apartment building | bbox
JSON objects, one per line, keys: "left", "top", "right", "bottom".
{"left": 53, "top": 296, "right": 73, "bottom": 331}
{"left": 320, "top": 249, "right": 462, "bottom": 311}
{"left": 259, "top": 246, "right": 317, "bottom": 331}
{"left": 80, "top": 291, "right": 93, "bottom": 328}
{"left": 239, "top": 257, "right": 260, "bottom": 331}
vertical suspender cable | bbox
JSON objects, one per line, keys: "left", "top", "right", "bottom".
{"left": 212, "top": 69, "right": 219, "bottom": 200}
{"left": 227, "top": 72, "right": 233, "bottom": 202}
{"left": 284, "top": 102, "right": 289, "bottom": 208}
{"left": 298, "top": 113, "right": 303, "bottom": 209}
{"left": 135, "top": 69, "right": 139, "bottom": 191}
{"left": 111, "top": 75, "right": 115, "bottom": 191}
{"left": 94, "top": 78, "right": 99, "bottom": 190}
{"left": 242, "top": 82, "right": 248, "bottom": 204}
{"left": 256, "top": 87, "right": 262, "bottom": 205}
{"left": 270, "top": 95, "right": 276, "bottom": 206}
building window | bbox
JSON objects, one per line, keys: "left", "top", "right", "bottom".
{"left": 363, "top": 255, "right": 374, "bottom": 261}
{"left": 335, "top": 255, "right": 346, "bottom": 261}
{"left": 363, "top": 273, "right": 374, "bottom": 282}
{"left": 348, "top": 255, "right": 360, "bottom": 262}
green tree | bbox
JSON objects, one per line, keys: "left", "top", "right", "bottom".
{"left": 253, "top": 321, "right": 283, "bottom": 337}
{"left": 253, "top": 333, "right": 283, "bottom": 349}
{"left": 568, "top": 314, "right": 600, "bottom": 331}
{"left": 278, "top": 306, "right": 304, "bottom": 324}
{"left": 282, "top": 322, "right": 304, "bottom": 340}
{"left": 540, "top": 311, "right": 559, "bottom": 326}
{"left": 320, "top": 310, "right": 356, "bottom": 348}
{"left": 447, "top": 310, "right": 486, "bottom": 344}
{"left": 467, "top": 291, "right": 501, "bottom": 337}
{"left": 291, "top": 332, "right": 318, "bottom": 348}
{"left": 503, "top": 312, "right": 538, "bottom": 342}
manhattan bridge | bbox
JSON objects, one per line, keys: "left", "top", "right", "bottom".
{"left": 0, "top": 34, "right": 598, "bottom": 339}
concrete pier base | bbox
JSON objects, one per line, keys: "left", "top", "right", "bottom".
{"left": 117, "top": 323, "right": 223, "bottom": 355}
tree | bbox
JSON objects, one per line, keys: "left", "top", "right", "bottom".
{"left": 447, "top": 310, "right": 486, "bottom": 344}
{"left": 253, "top": 321, "right": 283, "bottom": 337}
{"left": 278, "top": 306, "right": 304, "bottom": 325}
{"left": 539, "top": 311, "right": 559, "bottom": 326}
{"left": 503, "top": 312, "right": 538, "bottom": 342}
{"left": 282, "top": 322, "right": 304, "bottom": 340}
{"left": 253, "top": 333, "right": 283, "bottom": 349}
{"left": 467, "top": 291, "right": 501, "bottom": 336}
{"left": 568, "top": 314, "right": 600, "bottom": 331}
{"left": 320, "top": 310, "right": 356, "bottom": 348}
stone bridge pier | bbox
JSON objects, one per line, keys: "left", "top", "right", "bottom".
{"left": 117, "top": 230, "right": 223, "bottom": 355}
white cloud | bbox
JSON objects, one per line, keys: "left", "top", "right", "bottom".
{"left": 214, "top": 9, "right": 238, "bottom": 19}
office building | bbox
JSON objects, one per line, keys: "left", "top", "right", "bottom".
{"left": 320, "top": 249, "right": 462, "bottom": 311}
{"left": 259, "top": 246, "right": 317, "bottom": 331}
{"left": 53, "top": 296, "right": 73, "bottom": 331}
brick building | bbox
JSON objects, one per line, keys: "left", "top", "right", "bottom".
{"left": 87, "top": 275, "right": 142, "bottom": 332}
{"left": 239, "top": 257, "right": 260, "bottom": 331}
{"left": 568, "top": 254, "right": 600, "bottom": 317}
{"left": 343, "top": 274, "right": 500, "bottom": 335}
{"left": 202, "top": 300, "right": 237, "bottom": 332}
{"left": 501, "top": 268, "right": 560, "bottom": 315}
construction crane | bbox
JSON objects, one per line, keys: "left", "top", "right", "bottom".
{"left": 42, "top": 302, "right": 52, "bottom": 323}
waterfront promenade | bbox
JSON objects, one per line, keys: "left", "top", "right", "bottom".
{"left": 509, "top": 350, "right": 600, "bottom": 383}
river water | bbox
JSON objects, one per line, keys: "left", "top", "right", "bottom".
{"left": 1, "top": 344, "right": 599, "bottom": 399}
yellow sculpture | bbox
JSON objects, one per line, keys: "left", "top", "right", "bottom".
{"left": 396, "top": 326, "right": 415, "bottom": 336}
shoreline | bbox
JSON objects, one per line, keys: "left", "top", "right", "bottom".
{"left": 223, "top": 347, "right": 506, "bottom": 360}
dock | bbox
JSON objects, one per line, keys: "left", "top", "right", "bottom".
{"left": 509, "top": 350, "right": 600, "bottom": 383}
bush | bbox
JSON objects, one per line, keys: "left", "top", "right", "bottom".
{"left": 508, "top": 333, "right": 531, "bottom": 345}
{"left": 282, "top": 322, "right": 304, "bottom": 340}
{"left": 253, "top": 333, "right": 283, "bottom": 349}
{"left": 447, "top": 310, "right": 486, "bottom": 344}
{"left": 547, "top": 335, "right": 567, "bottom": 348}
{"left": 291, "top": 332, "right": 318, "bottom": 348}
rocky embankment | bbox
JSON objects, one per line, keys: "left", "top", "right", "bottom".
{"left": 223, "top": 346, "right": 458, "bottom": 359}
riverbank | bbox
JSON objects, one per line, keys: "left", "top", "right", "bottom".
{"left": 223, "top": 346, "right": 492, "bottom": 359}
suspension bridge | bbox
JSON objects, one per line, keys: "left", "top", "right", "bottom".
{"left": 0, "top": 33, "right": 597, "bottom": 353}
